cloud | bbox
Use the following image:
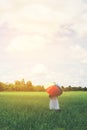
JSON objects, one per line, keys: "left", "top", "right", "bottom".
{"left": 0, "top": 0, "right": 12, "bottom": 10}
{"left": 1, "top": 0, "right": 87, "bottom": 87}
{"left": 0, "top": 0, "right": 85, "bottom": 33}
{"left": 1, "top": 0, "right": 87, "bottom": 45}
{"left": 6, "top": 35, "right": 47, "bottom": 52}
{"left": 68, "top": 45, "right": 87, "bottom": 63}
{"left": 30, "top": 64, "right": 48, "bottom": 75}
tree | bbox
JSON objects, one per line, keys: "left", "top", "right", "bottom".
{"left": 34, "top": 85, "right": 45, "bottom": 91}
{"left": 25, "top": 81, "right": 34, "bottom": 91}
{"left": 0, "top": 82, "right": 5, "bottom": 91}
{"left": 14, "top": 80, "right": 21, "bottom": 91}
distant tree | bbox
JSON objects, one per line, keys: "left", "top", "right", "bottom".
{"left": 20, "top": 79, "right": 26, "bottom": 91}
{"left": 14, "top": 80, "right": 21, "bottom": 91}
{"left": 0, "top": 79, "right": 87, "bottom": 92}
{"left": 34, "top": 85, "right": 45, "bottom": 91}
{"left": 8, "top": 83, "right": 15, "bottom": 91}
{"left": 83, "top": 87, "right": 87, "bottom": 91}
{"left": 68, "top": 85, "right": 72, "bottom": 91}
{"left": 25, "top": 81, "right": 34, "bottom": 91}
{"left": 0, "top": 82, "right": 5, "bottom": 91}
{"left": 61, "top": 86, "right": 64, "bottom": 89}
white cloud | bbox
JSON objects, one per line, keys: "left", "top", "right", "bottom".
{"left": 69, "top": 45, "right": 87, "bottom": 63}
{"left": 0, "top": 0, "right": 12, "bottom": 10}
{"left": 1, "top": 0, "right": 87, "bottom": 87}
{"left": 30, "top": 64, "right": 48, "bottom": 75}
{"left": 72, "top": 13, "right": 87, "bottom": 37}
{"left": 0, "top": 0, "right": 85, "bottom": 33}
{"left": 6, "top": 35, "right": 46, "bottom": 52}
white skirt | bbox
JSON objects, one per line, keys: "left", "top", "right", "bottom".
{"left": 49, "top": 97, "right": 60, "bottom": 110}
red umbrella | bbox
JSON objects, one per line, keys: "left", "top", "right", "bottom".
{"left": 46, "top": 84, "right": 62, "bottom": 96}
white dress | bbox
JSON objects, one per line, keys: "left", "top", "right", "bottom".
{"left": 49, "top": 96, "right": 60, "bottom": 110}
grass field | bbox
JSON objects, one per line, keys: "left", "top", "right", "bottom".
{"left": 0, "top": 92, "right": 87, "bottom": 130}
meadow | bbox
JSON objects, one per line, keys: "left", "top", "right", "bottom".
{"left": 0, "top": 92, "right": 87, "bottom": 130}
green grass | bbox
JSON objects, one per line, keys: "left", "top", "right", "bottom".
{"left": 0, "top": 92, "right": 87, "bottom": 130}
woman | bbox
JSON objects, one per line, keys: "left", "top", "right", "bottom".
{"left": 49, "top": 95, "right": 61, "bottom": 111}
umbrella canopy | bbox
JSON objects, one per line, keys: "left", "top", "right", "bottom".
{"left": 46, "top": 84, "right": 62, "bottom": 96}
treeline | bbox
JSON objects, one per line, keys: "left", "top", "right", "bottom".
{"left": 0, "top": 79, "right": 45, "bottom": 92}
{"left": 0, "top": 79, "right": 87, "bottom": 92}
{"left": 61, "top": 85, "right": 87, "bottom": 91}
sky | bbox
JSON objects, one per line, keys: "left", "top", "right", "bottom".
{"left": 0, "top": 0, "right": 87, "bottom": 87}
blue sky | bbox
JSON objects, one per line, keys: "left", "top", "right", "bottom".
{"left": 0, "top": 0, "right": 87, "bottom": 87}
